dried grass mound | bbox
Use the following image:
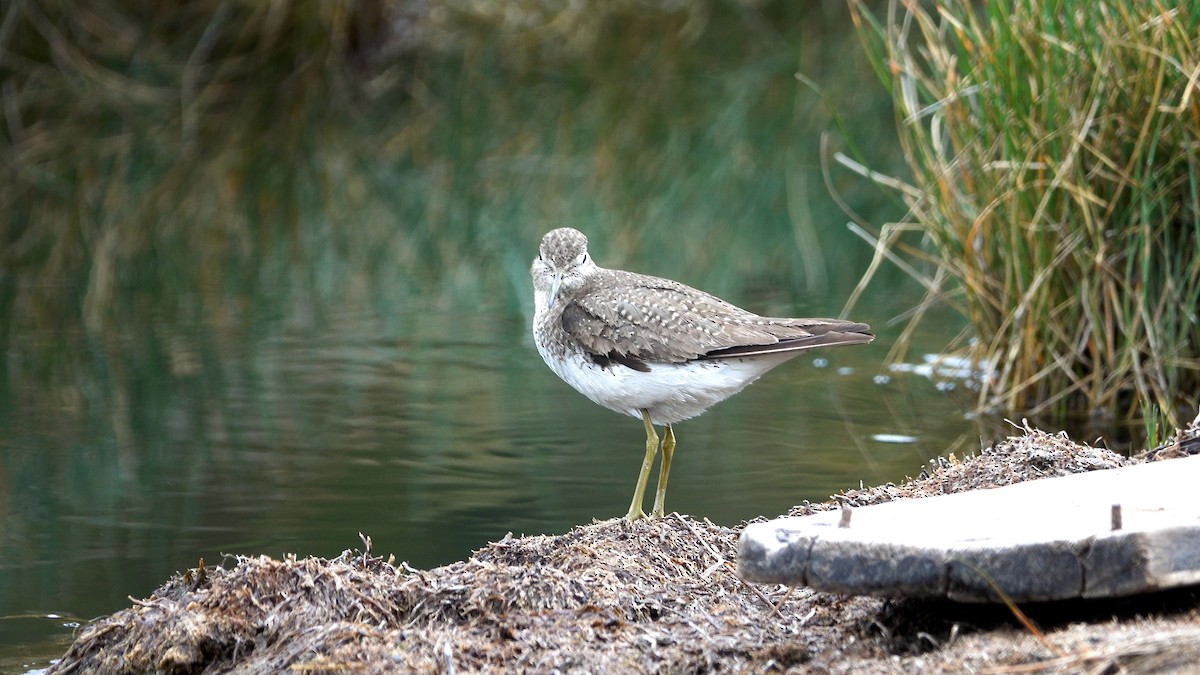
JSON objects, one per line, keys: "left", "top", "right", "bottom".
{"left": 48, "top": 517, "right": 882, "bottom": 674}
{"left": 788, "top": 423, "right": 1129, "bottom": 517}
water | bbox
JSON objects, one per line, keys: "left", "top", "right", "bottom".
{"left": 0, "top": 288, "right": 988, "bottom": 663}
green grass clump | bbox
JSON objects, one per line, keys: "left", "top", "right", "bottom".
{"left": 848, "top": 0, "right": 1200, "bottom": 425}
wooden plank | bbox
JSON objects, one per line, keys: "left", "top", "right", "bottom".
{"left": 737, "top": 455, "right": 1200, "bottom": 602}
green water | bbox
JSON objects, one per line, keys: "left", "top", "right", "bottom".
{"left": 0, "top": 3, "right": 1012, "bottom": 668}
{"left": 0, "top": 293, "right": 985, "bottom": 664}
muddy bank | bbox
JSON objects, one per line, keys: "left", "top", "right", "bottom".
{"left": 51, "top": 427, "right": 1200, "bottom": 673}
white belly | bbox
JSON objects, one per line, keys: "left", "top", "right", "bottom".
{"left": 535, "top": 340, "right": 798, "bottom": 426}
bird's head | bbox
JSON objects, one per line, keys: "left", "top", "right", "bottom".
{"left": 531, "top": 228, "right": 597, "bottom": 310}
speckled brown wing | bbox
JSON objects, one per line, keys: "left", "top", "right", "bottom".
{"left": 558, "top": 282, "right": 732, "bottom": 365}
{"left": 559, "top": 269, "right": 871, "bottom": 365}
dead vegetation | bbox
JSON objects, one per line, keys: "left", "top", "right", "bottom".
{"left": 788, "top": 421, "right": 1131, "bottom": 518}
{"left": 51, "top": 426, "right": 1200, "bottom": 674}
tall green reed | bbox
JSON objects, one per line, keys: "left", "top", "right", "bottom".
{"left": 847, "top": 0, "right": 1200, "bottom": 425}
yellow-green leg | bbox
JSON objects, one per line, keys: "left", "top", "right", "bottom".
{"left": 624, "top": 410, "right": 659, "bottom": 521}
{"left": 651, "top": 425, "right": 676, "bottom": 518}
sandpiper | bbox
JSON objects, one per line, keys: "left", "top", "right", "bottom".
{"left": 531, "top": 227, "right": 874, "bottom": 521}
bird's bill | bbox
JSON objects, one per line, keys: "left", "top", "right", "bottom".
{"left": 545, "top": 271, "right": 563, "bottom": 310}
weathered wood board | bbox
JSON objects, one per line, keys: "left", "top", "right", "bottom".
{"left": 738, "top": 455, "right": 1200, "bottom": 602}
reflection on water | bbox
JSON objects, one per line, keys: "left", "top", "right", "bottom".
{"left": 0, "top": 295, "right": 985, "bottom": 653}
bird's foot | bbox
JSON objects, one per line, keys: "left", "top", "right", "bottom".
{"left": 624, "top": 505, "right": 650, "bottom": 522}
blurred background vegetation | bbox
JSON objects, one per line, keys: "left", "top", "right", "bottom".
{"left": 0, "top": 0, "right": 905, "bottom": 415}
{"left": 850, "top": 0, "right": 1200, "bottom": 426}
